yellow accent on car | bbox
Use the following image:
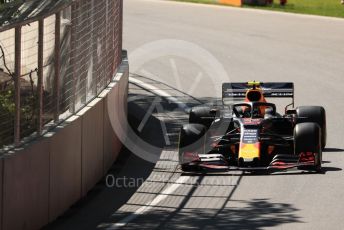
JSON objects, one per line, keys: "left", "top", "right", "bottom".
{"left": 239, "top": 144, "right": 260, "bottom": 159}
{"left": 247, "top": 81, "right": 261, "bottom": 87}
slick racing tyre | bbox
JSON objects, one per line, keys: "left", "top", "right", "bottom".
{"left": 296, "top": 106, "right": 326, "bottom": 149}
{"left": 294, "top": 122, "right": 322, "bottom": 172}
{"left": 189, "top": 106, "right": 215, "bottom": 128}
{"left": 178, "top": 124, "right": 206, "bottom": 171}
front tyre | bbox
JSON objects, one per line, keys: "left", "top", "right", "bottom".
{"left": 296, "top": 106, "right": 326, "bottom": 149}
{"left": 178, "top": 124, "right": 206, "bottom": 172}
{"left": 294, "top": 122, "right": 322, "bottom": 172}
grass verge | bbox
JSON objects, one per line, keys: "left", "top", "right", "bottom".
{"left": 173, "top": 0, "right": 344, "bottom": 18}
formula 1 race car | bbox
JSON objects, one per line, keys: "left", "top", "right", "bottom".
{"left": 178, "top": 81, "right": 326, "bottom": 173}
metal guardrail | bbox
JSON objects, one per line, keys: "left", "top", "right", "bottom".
{"left": 0, "top": 0, "right": 123, "bottom": 149}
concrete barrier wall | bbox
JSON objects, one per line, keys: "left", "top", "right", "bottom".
{"left": 0, "top": 60, "right": 128, "bottom": 230}
{"left": 103, "top": 81, "right": 122, "bottom": 173}
{"left": 103, "top": 60, "right": 129, "bottom": 173}
{"left": 80, "top": 98, "right": 105, "bottom": 197}
{"left": 49, "top": 116, "right": 82, "bottom": 222}
{"left": 0, "top": 159, "right": 2, "bottom": 230}
{"left": 3, "top": 139, "right": 50, "bottom": 230}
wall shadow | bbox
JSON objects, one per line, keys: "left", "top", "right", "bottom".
{"left": 100, "top": 198, "right": 301, "bottom": 230}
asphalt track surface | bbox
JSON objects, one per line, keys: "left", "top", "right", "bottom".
{"left": 46, "top": 0, "right": 344, "bottom": 229}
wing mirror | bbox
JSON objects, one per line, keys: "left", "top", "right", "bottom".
{"left": 209, "top": 109, "right": 218, "bottom": 116}
{"left": 285, "top": 109, "right": 296, "bottom": 115}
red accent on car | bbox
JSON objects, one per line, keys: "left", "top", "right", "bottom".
{"left": 243, "top": 118, "right": 263, "bottom": 125}
{"left": 211, "top": 143, "right": 219, "bottom": 148}
{"left": 299, "top": 152, "right": 315, "bottom": 164}
{"left": 183, "top": 152, "right": 200, "bottom": 162}
{"left": 271, "top": 161, "right": 286, "bottom": 166}
{"left": 199, "top": 164, "right": 228, "bottom": 169}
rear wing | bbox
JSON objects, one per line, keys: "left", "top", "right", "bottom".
{"left": 222, "top": 82, "right": 294, "bottom": 108}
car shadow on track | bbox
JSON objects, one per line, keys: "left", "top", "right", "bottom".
{"left": 323, "top": 148, "right": 344, "bottom": 152}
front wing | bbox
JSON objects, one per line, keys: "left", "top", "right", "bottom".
{"left": 184, "top": 152, "right": 317, "bottom": 172}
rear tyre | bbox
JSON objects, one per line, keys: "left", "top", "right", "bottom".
{"left": 178, "top": 124, "right": 206, "bottom": 172}
{"left": 296, "top": 106, "right": 326, "bottom": 149}
{"left": 189, "top": 106, "right": 214, "bottom": 128}
{"left": 294, "top": 122, "right": 322, "bottom": 172}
